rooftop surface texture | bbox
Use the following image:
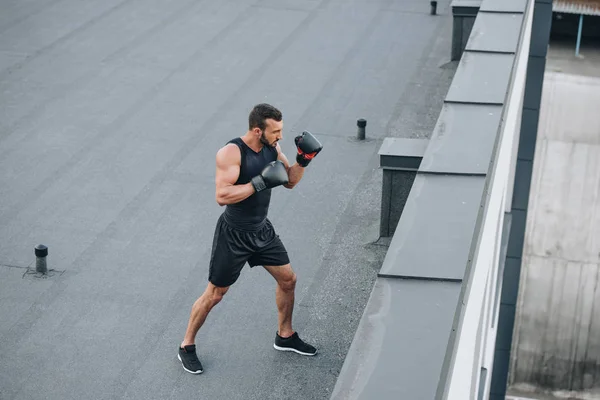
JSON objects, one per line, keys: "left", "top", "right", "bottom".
{"left": 0, "top": 0, "right": 456, "bottom": 399}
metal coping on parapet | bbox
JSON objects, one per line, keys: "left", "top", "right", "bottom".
{"left": 331, "top": 0, "right": 533, "bottom": 398}
{"left": 435, "top": 0, "right": 533, "bottom": 397}
{"left": 478, "top": 9, "right": 526, "bottom": 14}
{"left": 461, "top": 15, "right": 524, "bottom": 55}
{"left": 443, "top": 100, "right": 505, "bottom": 105}
{"left": 462, "top": 49, "right": 515, "bottom": 55}
{"left": 377, "top": 273, "right": 464, "bottom": 283}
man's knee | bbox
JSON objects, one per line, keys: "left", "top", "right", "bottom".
{"left": 206, "top": 284, "right": 229, "bottom": 307}
{"left": 279, "top": 271, "right": 297, "bottom": 292}
{"left": 211, "top": 290, "right": 226, "bottom": 305}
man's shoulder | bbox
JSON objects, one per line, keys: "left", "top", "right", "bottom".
{"left": 216, "top": 142, "right": 242, "bottom": 166}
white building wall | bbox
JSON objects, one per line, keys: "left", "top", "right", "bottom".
{"left": 444, "top": 0, "right": 534, "bottom": 397}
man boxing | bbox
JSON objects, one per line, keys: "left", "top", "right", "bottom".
{"left": 178, "top": 103, "right": 323, "bottom": 374}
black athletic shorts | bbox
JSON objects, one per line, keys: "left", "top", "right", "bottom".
{"left": 208, "top": 214, "right": 290, "bottom": 287}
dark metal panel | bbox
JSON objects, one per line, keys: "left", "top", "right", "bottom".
{"left": 452, "top": 0, "right": 483, "bottom": 15}
{"left": 518, "top": 108, "right": 540, "bottom": 160}
{"left": 378, "top": 137, "right": 428, "bottom": 170}
{"left": 452, "top": 16, "right": 465, "bottom": 61}
{"left": 501, "top": 256, "right": 522, "bottom": 305}
{"left": 480, "top": 0, "right": 528, "bottom": 13}
{"left": 495, "top": 303, "right": 517, "bottom": 350}
{"left": 419, "top": 103, "right": 503, "bottom": 175}
{"left": 389, "top": 171, "right": 418, "bottom": 235}
{"left": 445, "top": 52, "right": 516, "bottom": 105}
{"left": 523, "top": 56, "right": 547, "bottom": 110}
{"left": 451, "top": 0, "right": 482, "bottom": 60}
{"left": 507, "top": 209, "right": 526, "bottom": 257}
{"left": 330, "top": 278, "right": 462, "bottom": 400}
{"left": 379, "top": 155, "right": 423, "bottom": 170}
{"left": 490, "top": 349, "right": 511, "bottom": 394}
{"left": 380, "top": 170, "right": 419, "bottom": 237}
{"left": 466, "top": 12, "right": 524, "bottom": 53}
{"left": 512, "top": 159, "right": 533, "bottom": 210}
{"left": 380, "top": 170, "right": 393, "bottom": 237}
{"left": 453, "top": 6, "right": 481, "bottom": 16}
{"left": 378, "top": 174, "right": 486, "bottom": 281}
{"left": 529, "top": 1, "right": 553, "bottom": 57}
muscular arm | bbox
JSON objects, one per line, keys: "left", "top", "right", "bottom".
{"left": 215, "top": 144, "right": 255, "bottom": 206}
{"left": 277, "top": 143, "right": 304, "bottom": 189}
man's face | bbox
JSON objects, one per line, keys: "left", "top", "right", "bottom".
{"left": 258, "top": 119, "right": 283, "bottom": 147}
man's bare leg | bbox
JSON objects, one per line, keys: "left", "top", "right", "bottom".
{"left": 263, "top": 264, "right": 296, "bottom": 337}
{"left": 182, "top": 282, "right": 229, "bottom": 347}
{"left": 178, "top": 282, "right": 229, "bottom": 374}
{"left": 264, "top": 264, "right": 317, "bottom": 356}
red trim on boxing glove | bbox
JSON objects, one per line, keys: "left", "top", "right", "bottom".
{"left": 297, "top": 148, "right": 317, "bottom": 160}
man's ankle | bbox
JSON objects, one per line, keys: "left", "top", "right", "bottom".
{"left": 277, "top": 330, "right": 295, "bottom": 339}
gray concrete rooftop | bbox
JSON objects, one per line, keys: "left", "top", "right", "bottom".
{"left": 0, "top": 0, "right": 456, "bottom": 399}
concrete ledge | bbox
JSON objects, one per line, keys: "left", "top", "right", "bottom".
{"left": 378, "top": 138, "right": 428, "bottom": 171}
{"left": 480, "top": 0, "right": 528, "bottom": 13}
{"left": 378, "top": 174, "right": 486, "bottom": 281}
{"left": 466, "top": 12, "right": 525, "bottom": 53}
{"left": 419, "top": 103, "right": 503, "bottom": 175}
{"left": 445, "top": 52, "right": 516, "bottom": 104}
{"left": 452, "top": 0, "right": 482, "bottom": 17}
{"left": 330, "top": 278, "right": 462, "bottom": 400}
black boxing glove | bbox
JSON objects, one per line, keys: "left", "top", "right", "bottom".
{"left": 295, "top": 131, "right": 323, "bottom": 167}
{"left": 251, "top": 161, "right": 289, "bottom": 193}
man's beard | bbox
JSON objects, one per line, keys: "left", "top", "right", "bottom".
{"left": 260, "top": 132, "right": 277, "bottom": 147}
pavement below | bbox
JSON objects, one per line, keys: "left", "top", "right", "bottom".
{"left": 506, "top": 33, "right": 600, "bottom": 400}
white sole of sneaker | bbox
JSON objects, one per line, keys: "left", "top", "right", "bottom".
{"left": 177, "top": 354, "right": 203, "bottom": 374}
{"left": 273, "top": 344, "right": 317, "bottom": 356}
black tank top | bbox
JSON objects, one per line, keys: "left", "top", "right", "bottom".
{"left": 223, "top": 137, "right": 279, "bottom": 230}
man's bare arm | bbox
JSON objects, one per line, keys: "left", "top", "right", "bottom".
{"left": 215, "top": 144, "right": 255, "bottom": 206}
{"left": 277, "top": 143, "right": 304, "bottom": 189}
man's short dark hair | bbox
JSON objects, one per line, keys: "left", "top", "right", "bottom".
{"left": 249, "top": 103, "right": 282, "bottom": 131}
